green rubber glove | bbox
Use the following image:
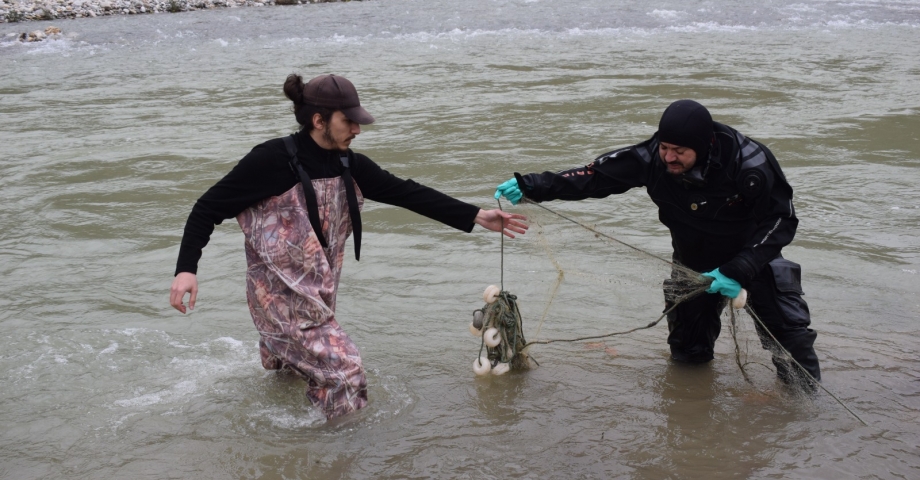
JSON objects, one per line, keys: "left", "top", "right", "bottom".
{"left": 494, "top": 178, "right": 523, "bottom": 205}
{"left": 702, "top": 268, "right": 742, "bottom": 298}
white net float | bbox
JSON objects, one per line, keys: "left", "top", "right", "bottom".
{"left": 483, "top": 285, "right": 501, "bottom": 304}
{"left": 469, "top": 322, "right": 482, "bottom": 337}
{"left": 491, "top": 362, "right": 510, "bottom": 375}
{"left": 732, "top": 288, "right": 748, "bottom": 310}
{"left": 473, "top": 356, "right": 491, "bottom": 376}
{"left": 483, "top": 327, "right": 501, "bottom": 347}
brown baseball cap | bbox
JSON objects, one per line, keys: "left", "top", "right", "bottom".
{"left": 302, "top": 74, "right": 375, "bottom": 125}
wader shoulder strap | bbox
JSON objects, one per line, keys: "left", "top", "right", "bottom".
{"left": 339, "top": 151, "right": 362, "bottom": 261}
{"left": 282, "top": 135, "right": 328, "bottom": 249}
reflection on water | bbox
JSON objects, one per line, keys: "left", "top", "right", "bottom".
{"left": 1, "top": 0, "right": 919, "bottom": 477}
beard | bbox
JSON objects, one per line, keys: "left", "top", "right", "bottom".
{"left": 666, "top": 163, "right": 684, "bottom": 175}
{"left": 322, "top": 129, "right": 345, "bottom": 151}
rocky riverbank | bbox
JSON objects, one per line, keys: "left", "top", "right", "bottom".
{"left": 1, "top": 0, "right": 353, "bottom": 23}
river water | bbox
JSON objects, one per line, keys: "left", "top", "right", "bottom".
{"left": 2, "top": 0, "right": 919, "bottom": 478}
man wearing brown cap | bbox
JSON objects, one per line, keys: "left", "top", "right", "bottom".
{"left": 495, "top": 100, "right": 821, "bottom": 391}
{"left": 170, "top": 73, "right": 527, "bottom": 420}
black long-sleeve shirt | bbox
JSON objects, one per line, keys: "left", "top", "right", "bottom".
{"left": 516, "top": 123, "right": 798, "bottom": 287}
{"left": 176, "top": 132, "right": 480, "bottom": 275}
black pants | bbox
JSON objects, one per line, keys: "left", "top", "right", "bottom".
{"left": 664, "top": 257, "right": 821, "bottom": 383}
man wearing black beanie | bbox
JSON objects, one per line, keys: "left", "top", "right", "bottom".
{"left": 658, "top": 99, "right": 714, "bottom": 163}
{"left": 494, "top": 100, "right": 821, "bottom": 391}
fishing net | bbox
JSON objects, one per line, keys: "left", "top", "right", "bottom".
{"left": 469, "top": 288, "right": 531, "bottom": 375}
{"left": 467, "top": 199, "right": 717, "bottom": 376}
{"left": 465, "top": 198, "right": 866, "bottom": 424}
{"left": 504, "top": 200, "right": 714, "bottom": 351}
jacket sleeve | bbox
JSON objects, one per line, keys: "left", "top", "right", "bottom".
{"left": 719, "top": 141, "right": 798, "bottom": 286}
{"left": 516, "top": 147, "right": 648, "bottom": 202}
{"left": 175, "top": 142, "right": 296, "bottom": 275}
{"left": 352, "top": 154, "right": 481, "bottom": 232}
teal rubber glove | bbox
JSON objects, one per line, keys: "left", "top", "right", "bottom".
{"left": 494, "top": 178, "right": 523, "bottom": 205}
{"left": 702, "top": 268, "right": 742, "bottom": 298}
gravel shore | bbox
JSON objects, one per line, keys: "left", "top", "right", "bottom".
{"left": 1, "top": 0, "right": 353, "bottom": 23}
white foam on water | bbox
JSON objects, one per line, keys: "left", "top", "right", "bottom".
{"left": 14, "top": 37, "right": 93, "bottom": 56}
{"left": 113, "top": 391, "right": 164, "bottom": 408}
{"left": 167, "top": 336, "right": 257, "bottom": 376}
{"left": 784, "top": 3, "right": 821, "bottom": 13}
{"left": 330, "top": 32, "right": 364, "bottom": 45}
{"left": 214, "top": 336, "right": 245, "bottom": 348}
{"left": 113, "top": 379, "right": 199, "bottom": 407}
{"left": 98, "top": 342, "right": 118, "bottom": 355}
{"left": 365, "top": 20, "right": 917, "bottom": 48}
{"left": 667, "top": 22, "right": 759, "bottom": 33}
{"left": 113, "top": 327, "right": 145, "bottom": 337}
{"left": 648, "top": 9, "right": 682, "bottom": 20}
{"left": 363, "top": 368, "right": 414, "bottom": 423}
{"left": 74, "top": 329, "right": 260, "bottom": 412}
{"left": 250, "top": 406, "right": 326, "bottom": 429}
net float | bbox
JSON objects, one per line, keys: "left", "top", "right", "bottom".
{"left": 732, "top": 288, "right": 748, "bottom": 310}
{"left": 483, "top": 327, "right": 502, "bottom": 347}
{"left": 469, "top": 322, "right": 482, "bottom": 337}
{"left": 473, "top": 356, "right": 491, "bottom": 376}
{"left": 491, "top": 362, "right": 510, "bottom": 375}
{"left": 472, "top": 309, "right": 484, "bottom": 329}
{"left": 483, "top": 285, "right": 501, "bottom": 304}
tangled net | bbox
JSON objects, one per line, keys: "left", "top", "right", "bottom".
{"left": 469, "top": 199, "right": 866, "bottom": 425}
{"left": 469, "top": 286, "right": 532, "bottom": 375}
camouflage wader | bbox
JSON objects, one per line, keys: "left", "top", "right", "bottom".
{"left": 237, "top": 177, "right": 367, "bottom": 419}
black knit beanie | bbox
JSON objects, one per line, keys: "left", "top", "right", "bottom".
{"left": 657, "top": 100, "right": 714, "bottom": 161}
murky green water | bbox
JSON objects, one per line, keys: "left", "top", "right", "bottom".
{"left": 2, "top": 1, "right": 919, "bottom": 478}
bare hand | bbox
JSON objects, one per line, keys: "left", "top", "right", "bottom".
{"left": 474, "top": 209, "right": 528, "bottom": 238}
{"left": 170, "top": 272, "right": 198, "bottom": 314}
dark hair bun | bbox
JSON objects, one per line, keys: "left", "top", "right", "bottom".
{"left": 283, "top": 74, "right": 305, "bottom": 105}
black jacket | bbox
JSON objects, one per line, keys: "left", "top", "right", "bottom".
{"left": 516, "top": 122, "right": 797, "bottom": 287}
{"left": 176, "top": 132, "right": 481, "bottom": 275}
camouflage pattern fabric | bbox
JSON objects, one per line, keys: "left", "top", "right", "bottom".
{"left": 237, "top": 177, "right": 367, "bottom": 419}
